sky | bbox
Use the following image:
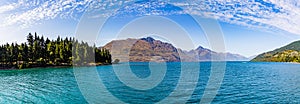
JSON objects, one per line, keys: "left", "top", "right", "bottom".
{"left": 1, "top": 0, "right": 300, "bottom": 57}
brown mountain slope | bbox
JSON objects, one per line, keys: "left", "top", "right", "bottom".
{"left": 103, "top": 37, "right": 248, "bottom": 62}
{"left": 103, "top": 37, "right": 180, "bottom": 62}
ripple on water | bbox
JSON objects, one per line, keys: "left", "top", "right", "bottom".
{"left": 0, "top": 62, "right": 300, "bottom": 103}
{"left": 0, "top": 68, "right": 87, "bottom": 103}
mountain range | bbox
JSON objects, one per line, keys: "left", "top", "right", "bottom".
{"left": 103, "top": 37, "right": 249, "bottom": 62}
{"left": 252, "top": 40, "right": 300, "bottom": 63}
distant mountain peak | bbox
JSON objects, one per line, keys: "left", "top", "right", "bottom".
{"left": 196, "top": 46, "right": 210, "bottom": 51}
{"left": 196, "top": 46, "right": 204, "bottom": 49}
{"left": 140, "top": 37, "right": 155, "bottom": 43}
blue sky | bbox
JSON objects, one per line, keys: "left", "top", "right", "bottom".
{"left": 1, "top": 0, "right": 300, "bottom": 57}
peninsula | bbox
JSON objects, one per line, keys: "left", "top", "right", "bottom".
{"left": 0, "top": 32, "right": 112, "bottom": 69}
{"left": 252, "top": 40, "right": 300, "bottom": 63}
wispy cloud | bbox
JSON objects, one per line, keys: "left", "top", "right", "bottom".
{"left": 1, "top": 0, "right": 92, "bottom": 28}
{"left": 0, "top": 4, "right": 17, "bottom": 14}
{"left": 171, "top": 0, "right": 300, "bottom": 35}
{"left": 1, "top": 0, "right": 300, "bottom": 35}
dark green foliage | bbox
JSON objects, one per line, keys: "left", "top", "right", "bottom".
{"left": 0, "top": 32, "right": 111, "bottom": 69}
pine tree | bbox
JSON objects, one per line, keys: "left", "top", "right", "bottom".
{"left": 0, "top": 32, "right": 112, "bottom": 69}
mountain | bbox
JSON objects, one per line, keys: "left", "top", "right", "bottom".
{"left": 222, "top": 52, "right": 249, "bottom": 61}
{"left": 103, "top": 37, "right": 248, "bottom": 62}
{"left": 252, "top": 40, "right": 300, "bottom": 62}
{"left": 180, "top": 46, "right": 249, "bottom": 61}
{"left": 103, "top": 37, "right": 180, "bottom": 62}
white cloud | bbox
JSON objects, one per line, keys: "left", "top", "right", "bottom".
{"left": 0, "top": 4, "right": 16, "bottom": 13}
{"left": 1, "top": 0, "right": 92, "bottom": 28}
{"left": 1, "top": 0, "right": 300, "bottom": 36}
{"left": 171, "top": 0, "right": 300, "bottom": 35}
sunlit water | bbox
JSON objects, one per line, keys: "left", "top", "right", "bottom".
{"left": 0, "top": 62, "right": 299, "bottom": 103}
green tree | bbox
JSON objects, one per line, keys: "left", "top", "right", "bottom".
{"left": 0, "top": 32, "right": 112, "bottom": 69}
{"left": 27, "top": 33, "right": 34, "bottom": 61}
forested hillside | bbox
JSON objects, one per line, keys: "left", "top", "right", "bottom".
{"left": 0, "top": 32, "right": 111, "bottom": 69}
{"left": 252, "top": 40, "right": 300, "bottom": 63}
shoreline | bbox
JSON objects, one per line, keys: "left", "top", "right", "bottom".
{"left": 250, "top": 61, "right": 300, "bottom": 64}
{"left": 0, "top": 63, "right": 112, "bottom": 70}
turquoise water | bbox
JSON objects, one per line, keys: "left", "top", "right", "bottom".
{"left": 0, "top": 67, "right": 87, "bottom": 103}
{"left": 0, "top": 62, "right": 300, "bottom": 103}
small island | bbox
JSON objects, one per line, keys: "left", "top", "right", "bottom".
{"left": 0, "top": 32, "right": 112, "bottom": 69}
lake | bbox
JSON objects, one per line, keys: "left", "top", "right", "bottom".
{"left": 0, "top": 62, "right": 299, "bottom": 103}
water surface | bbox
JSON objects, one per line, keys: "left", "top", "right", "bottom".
{"left": 0, "top": 62, "right": 299, "bottom": 103}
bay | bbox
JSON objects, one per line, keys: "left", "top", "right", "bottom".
{"left": 0, "top": 62, "right": 299, "bottom": 103}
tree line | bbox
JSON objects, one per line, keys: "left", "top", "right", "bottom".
{"left": 0, "top": 32, "right": 111, "bottom": 69}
